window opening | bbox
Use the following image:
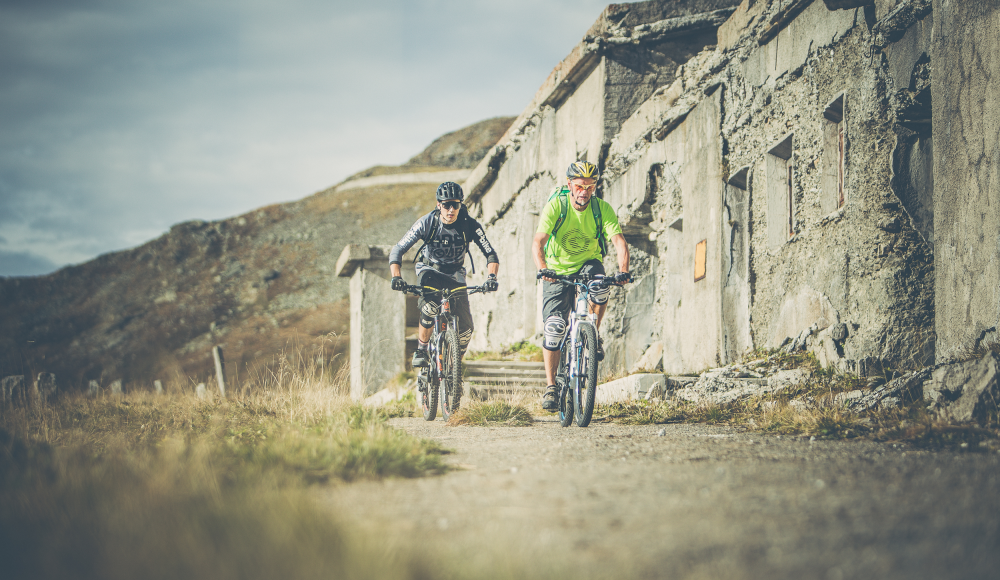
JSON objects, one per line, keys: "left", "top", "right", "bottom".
{"left": 788, "top": 165, "right": 794, "bottom": 237}
{"left": 838, "top": 124, "right": 845, "bottom": 207}
{"left": 766, "top": 133, "right": 794, "bottom": 249}
{"left": 823, "top": 92, "right": 846, "bottom": 212}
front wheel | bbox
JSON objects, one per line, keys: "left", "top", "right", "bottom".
{"left": 574, "top": 324, "right": 599, "bottom": 427}
{"left": 440, "top": 324, "right": 462, "bottom": 421}
{"left": 557, "top": 345, "right": 573, "bottom": 427}
{"left": 419, "top": 369, "right": 437, "bottom": 421}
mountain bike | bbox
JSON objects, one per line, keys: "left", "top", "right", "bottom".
{"left": 540, "top": 272, "right": 622, "bottom": 428}
{"left": 401, "top": 284, "right": 488, "bottom": 421}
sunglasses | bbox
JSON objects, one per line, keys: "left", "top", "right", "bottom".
{"left": 571, "top": 182, "right": 597, "bottom": 192}
{"left": 440, "top": 201, "right": 461, "bottom": 210}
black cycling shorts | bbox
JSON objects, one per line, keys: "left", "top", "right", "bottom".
{"left": 417, "top": 269, "right": 474, "bottom": 350}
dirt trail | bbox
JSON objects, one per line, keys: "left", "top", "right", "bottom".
{"left": 322, "top": 415, "right": 1000, "bottom": 579}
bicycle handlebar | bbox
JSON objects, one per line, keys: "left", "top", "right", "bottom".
{"left": 536, "top": 271, "right": 625, "bottom": 288}
{"left": 400, "top": 284, "right": 491, "bottom": 297}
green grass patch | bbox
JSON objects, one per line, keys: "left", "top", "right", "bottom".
{"left": 448, "top": 400, "right": 533, "bottom": 426}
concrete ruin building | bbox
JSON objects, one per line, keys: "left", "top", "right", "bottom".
{"left": 346, "top": 0, "right": 1000, "bottom": 395}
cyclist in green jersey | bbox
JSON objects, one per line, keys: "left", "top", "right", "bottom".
{"left": 532, "top": 161, "right": 631, "bottom": 411}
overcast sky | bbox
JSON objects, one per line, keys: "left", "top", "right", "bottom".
{"left": 0, "top": 0, "right": 611, "bottom": 276}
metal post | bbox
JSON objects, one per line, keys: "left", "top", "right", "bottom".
{"left": 212, "top": 346, "right": 227, "bottom": 397}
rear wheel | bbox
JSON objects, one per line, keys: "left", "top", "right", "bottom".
{"left": 440, "top": 324, "right": 462, "bottom": 421}
{"left": 419, "top": 368, "right": 437, "bottom": 421}
{"left": 574, "top": 324, "right": 599, "bottom": 427}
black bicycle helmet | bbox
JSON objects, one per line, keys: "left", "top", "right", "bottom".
{"left": 566, "top": 161, "right": 600, "bottom": 180}
{"left": 436, "top": 181, "right": 464, "bottom": 202}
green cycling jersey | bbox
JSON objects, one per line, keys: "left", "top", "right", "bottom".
{"left": 536, "top": 190, "right": 623, "bottom": 276}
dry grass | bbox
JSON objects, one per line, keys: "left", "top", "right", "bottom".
{"left": 0, "top": 351, "right": 452, "bottom": 580}
{"left": 467, "top": 340, "right": 544, "bottom": 362}
{"left": 449, "top": 400, "right": 533, "bottom": 427}
{"left": 598, "top": 396, "right": 999, "bottom": 450}
{"left": 449, "top": 388, "right": 537, "bottom": 427}
{"left": 597, "top": 353, "right": 999, "bottom": 450}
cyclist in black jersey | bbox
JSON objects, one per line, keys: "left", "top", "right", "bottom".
{"left": 389, "top": 181, "right": 500, "bottom": 368}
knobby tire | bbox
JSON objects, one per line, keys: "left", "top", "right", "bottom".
{"left": 440, "top": 324, "right": 462, "bottom": 421}
{"left": 557, "top": 345, "right": 573, "bottom": 427}
{"left": 420, "top": 368, "right": 437, "bottom": 421}
{"left": 575, "top": 324, "right": 599, "bottom": 427}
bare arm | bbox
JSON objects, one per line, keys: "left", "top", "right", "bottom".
{"left": 610, "top": 233, "right": 629, "bottom": 274}
{"left": 532, "top": 232, "right": 557, "bottom": 282}
{"left": 532, "top": 232, "right": 549, "bottom": 270}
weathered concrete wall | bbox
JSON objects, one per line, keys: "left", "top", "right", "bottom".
{"left": 601, "top": 91, "right": 725, "bottom": 374}
{"left": 451, "top": 0, "right": 1000, "bottom": 378}
{"left": 727, "top": 2, "right": 935, "bottom": 370}
{"left": 594, "top": 1, "right": 934, "bottom": 374}
{"left": 932, "top": 0, "right": 1000, "bottom": 361}
{"left": 464, "top": 1, "right": 741, "bottom": 367}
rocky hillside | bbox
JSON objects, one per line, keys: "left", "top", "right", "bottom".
{"left": 0, "top": 117, "right": 514, "bottom": 391}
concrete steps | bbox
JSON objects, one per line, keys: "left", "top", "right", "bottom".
{"left": 463, "top": 360, "right": 547, "bottom": 398}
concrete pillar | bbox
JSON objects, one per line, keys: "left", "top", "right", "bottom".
{"left": 338, "top": 244, "right": 417, "bottom": 400}
{"left": 195, "top": 383, "right": 207, "bottom": 399}
{"left": 2, "top": 375, "right": 25, "bottom": 403}
{"left": 88, "top": 380, "right": 100, "bottom": 397}
{"left": 154, "top": 380, "right": 163, "bottom": 395}
{"left": 35, "top": 373, "right": 56, "bottom": 401}
{"left": 110, "top": 380, "right": 122, "bottom": 395}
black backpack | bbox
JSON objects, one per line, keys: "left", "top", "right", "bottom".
{"left": 414, "top": 206, "right": 477, "bottom": 274}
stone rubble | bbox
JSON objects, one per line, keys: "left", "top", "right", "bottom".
{"left": 835, "top": 367, "right": 932, "bottom": 413}
{"left": 658, "top": 347, "right": 998, "bottom": 428}
{"left": 924, "top": 352, "right": 1000, "bottom": 425}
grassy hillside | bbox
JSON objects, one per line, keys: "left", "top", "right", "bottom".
{"left": 0, "top": 117, "right": 514, "bottom": 393}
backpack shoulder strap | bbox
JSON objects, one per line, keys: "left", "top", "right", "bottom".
{"left": 412, "top": 209, "right": 440, "bottom": 263}
{"left": 543, "top": 187, "right": 569, "bottom": 258}
{"left": 591, "top": 198, "right": 607, "bottom": 258}
{"left": 460, "top": 210, "right": 476, "bottom": 274}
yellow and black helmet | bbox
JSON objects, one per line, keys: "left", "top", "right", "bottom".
{"left": 566, "top": 161, "right": 600, "bottom": 180}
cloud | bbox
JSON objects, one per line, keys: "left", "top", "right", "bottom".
{"left": 0, "top": 0, "right": 611, "bottom": 276}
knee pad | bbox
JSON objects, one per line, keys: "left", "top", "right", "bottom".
{"left": 588, "top": 281, "right": 611, "bottom": 305}
{"left": 419, "top": 302, "right": 440, "bottom": 327}
{"left": 543, "top": 316, "right": 567, "bottom": 350}
{"left": 458, "top": 329, "right": 473, "bottom": 352}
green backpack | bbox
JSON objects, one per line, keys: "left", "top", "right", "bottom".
{"left": 543, "top": 186, "right": 608, "bottom": 259}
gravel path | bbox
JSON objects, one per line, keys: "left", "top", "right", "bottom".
{"left": 322, "top": 414, "right": 1000, "bottom": 579}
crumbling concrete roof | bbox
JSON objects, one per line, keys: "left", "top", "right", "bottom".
{"left": 464, "top": 0, "right": 741, "bottom": 205}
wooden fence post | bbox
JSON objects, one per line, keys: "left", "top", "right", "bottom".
{"left": 212, "top": 346, "right": 227, "bottom": 397}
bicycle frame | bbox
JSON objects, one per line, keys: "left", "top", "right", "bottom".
{"left": 402, "top": 283, "right": 486, "bottom": 421}
{"left": 546, "top": 273, "right": 618, "bottom": 427}
{"left": 563, "top": 281, "right": 597, "bottom": 390}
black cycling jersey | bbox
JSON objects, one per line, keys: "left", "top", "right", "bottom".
{"left": 389, "top": 207, "right": 499, "bottom": 284}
